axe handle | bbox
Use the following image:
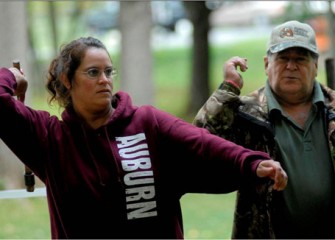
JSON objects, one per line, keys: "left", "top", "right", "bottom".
{"left": 12, "top": 60, "right": 20, "bottom": 71}
{"left": 12, "top": 60, "right": 35, "bottom": 192}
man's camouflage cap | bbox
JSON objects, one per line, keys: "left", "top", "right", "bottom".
{"left": 267, "top": 20, "right": 319, "bottom": 55}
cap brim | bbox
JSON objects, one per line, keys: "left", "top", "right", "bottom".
{"left": 269, "top": 41, "right": 319, "bottom": 55}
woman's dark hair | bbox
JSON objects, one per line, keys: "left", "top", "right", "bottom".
{"left": 46, "top": 37, "right": 109, "bottom": 108}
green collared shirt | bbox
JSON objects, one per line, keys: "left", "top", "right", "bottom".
{"left": 266, "top": 81, "right": 335, "bottom": 238}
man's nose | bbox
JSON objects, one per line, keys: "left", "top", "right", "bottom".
{"left": 286, "top": 59, "right": 298, "bottom": 70}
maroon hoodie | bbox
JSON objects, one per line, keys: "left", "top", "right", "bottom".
{"left": 0, "top": 68, "right": 270, "bottom": 239}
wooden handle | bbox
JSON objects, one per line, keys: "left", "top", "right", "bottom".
{"left": 24, "top": 169, "right": 35, "bottom": 192}
{"left": 12, "top": 60, "right": 20, "bottom": 70}
{"left": 12, "top": 60, "right": 35, "bottom": 192}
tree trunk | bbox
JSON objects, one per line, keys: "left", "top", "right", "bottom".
{"left": 0, "top": 2, "right": 31, "bottom": 189}
{"left": 184, "top": 1, "right": 211, "bottom": 117}
{"left": 48, "top": 1, "right": 58, "bottom": 55}
{"left": 327, "top": 1, "right": 335, "bottom": 58}
{"left": 119, "top": 1, "right": 154, "bottom": 106}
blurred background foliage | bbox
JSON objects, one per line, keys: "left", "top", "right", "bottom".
{"left": 0, "top": 1, "right": 335, "bottom": 238}
{"left": 12, "top": 1, "right": 335, "bottom": 117}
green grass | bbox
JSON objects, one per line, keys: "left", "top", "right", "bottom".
{"left": 182, "top": 193, "right": 236, "bottom": 239}
{"left": 0, "top": 193, "right": 236, "bottom": 239}
{"left": 0, "top": 198, "right": 50, "bottom": 239}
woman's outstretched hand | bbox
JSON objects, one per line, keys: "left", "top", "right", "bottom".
{"left": 256, "top": 160, "right": 288, "bottom": 191}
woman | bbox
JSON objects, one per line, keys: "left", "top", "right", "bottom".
{"left": 0, "top": 37, "right": 287, "bottom": 239}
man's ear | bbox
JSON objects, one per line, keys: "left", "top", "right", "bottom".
{"left": 60, "top": 73, "right": 71, "bottom": 89}
{"left": 264, "top": 56, "right": 269, "bottom": 76}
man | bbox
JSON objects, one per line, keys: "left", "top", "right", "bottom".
{"left": 194, "top": 20, "right": 335, "bottom": 238}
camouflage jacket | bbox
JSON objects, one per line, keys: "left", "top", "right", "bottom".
{"left": 193, "top": 81, "right": 335, "bottom": 239}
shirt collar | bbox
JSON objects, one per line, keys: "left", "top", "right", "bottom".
{"left": 265, "top": 80, "right": 325, "bottom": 115}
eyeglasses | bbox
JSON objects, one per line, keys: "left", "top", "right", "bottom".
{"left": 78, "top": 67, "right": 117, "bottom": 80}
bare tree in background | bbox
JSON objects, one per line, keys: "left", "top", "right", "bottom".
{"left": 27, "top": 1, "right": 86, "bottom": 97}
{"left": 0, "top": 2, "right": 30, "bottom": 81}
{"left": 0, "top": 2, "right": 30, "bottom": 189}
{"left": 183, "top": 1, "right": 212, "bottom": 117}
{"left": 327, "top": 1, "right": 335, "bottom": 58}
{"left": 119, "top": 1, "right": 154, "bottom": 106}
